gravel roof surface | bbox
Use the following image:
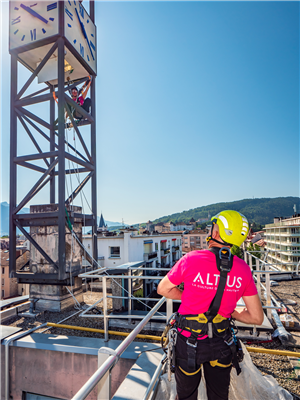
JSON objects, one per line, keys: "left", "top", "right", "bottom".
{"left": 2, "top": 279, "right": 300, "bottom": 398}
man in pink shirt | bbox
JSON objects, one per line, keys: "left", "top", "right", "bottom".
{"left": 157, "top": 210, "right": 263, "bottom": 400}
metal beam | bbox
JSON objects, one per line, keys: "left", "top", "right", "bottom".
{"left": 17, "top": 161, "right": 47, "bottom": 174}
{"left": 65, "top": 172, "right": 93, "bottom": 205}
{"left": 17, "top": 111, "right": 53, "bottom": 145}
{"left": 65, "top": 102, "right": 93, "bottom": 161}
{"left": 91, "top": 63, "right": 98, "bottom": 268}
{"left": 17, "top": 114, "right": 50, "bottom": 167}
{"left": 14, "top": 158, "right": 58, "bottom": 214}
{"left": 64, "top": 93, "right": 94, "bottom": 123}
{"left": 14, "top": 221, "right": 59, "bottom": 270}
{"left": 65, "top": 151, "right": 94, "bottom": 170}
{"left": 15, "top": 92, "right": 53, "bottom": 107}
{"left": 21, "top": 113, "right": 90, "bottom": 164}
{"left": 17, "top": 107, "right": 52, "bottom": 130}
{"left": 54, "top": 132, "right": 90, "bottom": 163}
{"left": 90, "top": 0, "right": 95, "bottom": 23}
{"left": 21, "top": 86, "right": 51, "bottom": 100}
{"left": 14, "top": 212, "right": 58, "bottom": 220}
{"left": 9, "top": 54, "right": 18, "bottom": 276}
{"left": 57, "top": 32, "right": 66, "bottom": 281}
{"left": 50, "top": 84, "right": 56, "bottom": 203}
{"left": 54, "top": 167, "right": 91, "bottom": 175}
{"left": 14, "top": 151, "right": 58, "bottom": 163}
{"left": 17, "top": 40, "right": 58, "bottom": 100}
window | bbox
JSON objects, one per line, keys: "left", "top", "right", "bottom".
{"left": 2, "top": 267, "right": 4, "bottom": 275}
{"left": 155, "top": 243, "right": 158, "bottom": 251}
{"left": 110, "top": 246, "right": 120, "bottom": 258}
{"left": 1, "top": 290, "right": 4, "bottom": 298}
{"left": 1, "top": 279, "right": 4, "bottom": 286}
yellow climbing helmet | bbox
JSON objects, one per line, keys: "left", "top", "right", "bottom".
{"left": 207, "top": 210, "right": 249, "bottom": 247}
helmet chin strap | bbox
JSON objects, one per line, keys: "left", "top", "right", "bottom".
{"left": 206, "top": 221, "right": 232, "bottom": 248}
{"left": 209, "top": 238, "right": 232, "bottom": 248}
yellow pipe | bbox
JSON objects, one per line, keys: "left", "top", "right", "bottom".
{"left": 46, "top": 323, "right": 162, "bottom": 342}
{"left": 46, "top": 323, "right": 300, "bottom": 358}
{"left": 246, "top": 346, "right": 300, "bottom": 358}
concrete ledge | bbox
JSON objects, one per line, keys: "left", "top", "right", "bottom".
{"left": 7, "top": 333, "right": 161, "bottom": 359}
{"left": 112, "top": 349, "right": 164, "bottom": 400}
{"left": 1, "top": 333, "right": 162, "bottom": 400}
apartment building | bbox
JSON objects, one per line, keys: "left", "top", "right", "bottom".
{"left": 264, "top": 214, "right": 300, "bottom": 268}
{"left": 182, "top": 229, "right": 209, "bottom": 252}
{"left": 0, "top": 249, "right": 30, "bottom": 299}
{"left": 83, "top": 228, "right": 182, "bottom": 270}
{"left": 83, "top": 228, "right": 182, "bottom": 304}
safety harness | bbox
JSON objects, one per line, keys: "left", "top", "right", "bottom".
{"left": 162, "top": 247, "right": 243, "bottom": 376}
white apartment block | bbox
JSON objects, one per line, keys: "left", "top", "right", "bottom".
{"left": 83, "top": 229, "right": 182, "bottom": 270}
{"left": 264, "top": 215, "right": 300, "bottom": 268}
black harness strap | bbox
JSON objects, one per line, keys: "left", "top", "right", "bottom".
{"left": 207, "top": 247, "right": 233, "bottom": 317}
{"left": 179, "top": 247, "right": 237, "bottom": 371}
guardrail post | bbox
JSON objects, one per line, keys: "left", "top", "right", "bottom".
{"left": 256, "top": 273, "right": 261, "bottom": 300}
{"left": 128, "top": 269, "right": 132, "bottom": 324}
{"left": 256, "top": 258, "right": 260, "bottom": 271}
{"left": 166, "top": 298, "right": 173, "bottom": 321}
{"left": 103, "top": 276, "right": 108, "bottom": 341}
{"left": 244, "top": 250, "right": 247, "bottom": 263}
{"left": 249, "top": 254, "right": 252, "bottom": 270}
{"left": 97, "top": 348, "right": 116, "bottom": 400}
{"left": 265, "top": 273, "right": 272, "bottom": 320}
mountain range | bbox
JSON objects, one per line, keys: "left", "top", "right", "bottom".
{"left": 1, "top": 197, "right": 299, "bottom": 236}
{"left": 151, "top": 197, "right": 300, "bottom": 226}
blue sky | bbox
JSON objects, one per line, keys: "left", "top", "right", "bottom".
{"left": 1, "top": 1, "right": 299, "bottom": 225}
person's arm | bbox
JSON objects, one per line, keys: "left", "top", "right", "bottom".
{"left": 81, "top": 77, "right": 91, "bottom": 99}
{"left": 231, "top": 294, "right": 264, "bottom": 325}
{"left": 157, "top": 275, "right": 183, "bottom": 300}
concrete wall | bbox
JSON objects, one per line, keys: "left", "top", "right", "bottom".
{"left": 1, "top": 343, "right": 134, "bottom": 400}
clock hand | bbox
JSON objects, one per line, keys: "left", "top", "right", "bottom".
{"left": 75, "top": 8, "right": 94, "bottom": 61}
{"left": 20, "top": 3, "right": 48, "bottom": 24}
{"left": 84, "top": 36, "right": 95, "bottom": 60}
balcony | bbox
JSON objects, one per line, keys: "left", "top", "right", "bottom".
{"left": 172, "top": 245, "right": 180, "bottom": 252}
{"left": 160, "top": 247, "right": 170, "bottom": 255}
{"left": 143, "top": 251, "right": 158, "bottom": 262}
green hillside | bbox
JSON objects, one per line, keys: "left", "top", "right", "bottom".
{"left": 152, "top": 197, "right": 300, "bottom": 226}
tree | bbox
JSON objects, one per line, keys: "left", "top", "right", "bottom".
{"left": 247, "top": 242, "right": 261, "bottom": 267}
{"left": 231, "top": 245, "right": 243, "bottom": 259}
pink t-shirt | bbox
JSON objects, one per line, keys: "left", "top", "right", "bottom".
{"left": 168, "top": 249, "right": 257, "bottom": 318}
{"left": 76, "top": 96, "right": 84, "bottom": 106}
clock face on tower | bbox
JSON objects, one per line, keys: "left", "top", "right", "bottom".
{"left": 64, "top": 1, "right": 97, "bottom": 74}
{"left": 9, "top": 1, "right": 59, "bottom": 50}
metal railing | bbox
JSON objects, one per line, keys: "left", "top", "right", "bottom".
{"left": 244, "top": 250, "right": 294, "bottom": 342}
{"left": 79, "top": 263, "right": 176, "bottom": 340}
{"left": 71, "top": 297, "right": 166, "bottom": 400}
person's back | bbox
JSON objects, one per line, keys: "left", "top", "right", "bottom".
{"left": 157, "top": 210, "right": 264, "bottom": 400}
{"left": 168, "top": 249, "right": 257, "bottom": 318}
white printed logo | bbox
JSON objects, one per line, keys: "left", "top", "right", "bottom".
{"left": 193, "top": 273, "right": 242, "bottom": 289}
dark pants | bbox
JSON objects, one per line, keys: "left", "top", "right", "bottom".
{"left": 175, "top": 334, "right": 232, "bottom": 400}
{"left": 73, "top": 97, "right": 91, "bottom": 119}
